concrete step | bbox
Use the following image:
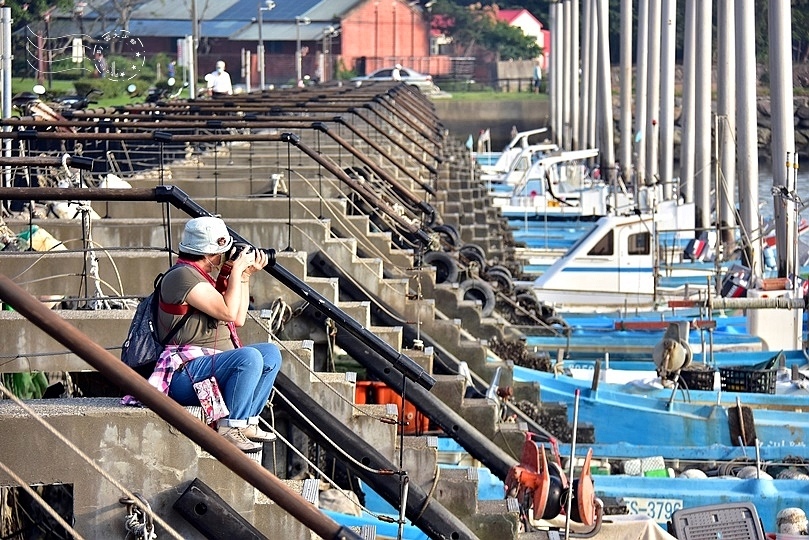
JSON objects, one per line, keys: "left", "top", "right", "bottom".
{"left": 467, "top": 498, "right": 523, "bottom": 539}
{"left": 0, "top": 244, "right": 339, "bottom": 307}
{"left": 398, "top": 435, "right": 440, "bottom": 493}
{"left": 0, "top": 397, "right": 267, "bottom": 539}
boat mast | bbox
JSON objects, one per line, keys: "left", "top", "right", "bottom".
{"left": 562, "top": 0, "right": 573, "bottom": 149}
{"left": 618, "top": 0, "right": 632, "bottom": 189}
{"left": 570, "top": 0, "right": 580, "bottom": 150}
{"left": 735, "top": 0, "right": 762, "bottom": 278}
{"left": 595, "top": 0, "right": 615, "bottom": 189}
{"left": 717, "top": 0, "right": 736, "bottom": 253}
{"left": 768, "top": 0, "right": 797, "bottom": 279}
{"left": 694, "top": 0, "right": 712, "bottom": 233}
{"left": 579, "top": 0, "right": 594, "bottom": 150}
{"left": 644, "top": 0, "right": 661, "bottom": 194}
{"left": 679, "top": 0, "right": 696, "bottom": 207}
{"left": 634, "top": 0, "right": 648, "bottom": 188}
{"left": 550, "top": 2, "right": 560, "bottom": 147}
{"left": 659, "top": 0, "right": 677, "bottom": 201}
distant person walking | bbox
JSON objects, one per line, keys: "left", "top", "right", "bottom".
{"left": 207, "top": 60, "right": 233, "bottom": 97}
{"left": 392, "top": 64, "right": 402, "bottom": 82}
{"left": 532, "top": 60, "right": 542, "bottom": 93}
{"left": 93, "top": 51, "right": 107, "bottom": 78}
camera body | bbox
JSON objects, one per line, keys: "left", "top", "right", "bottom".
{"left": 227, "top": 242, "right": 255, "bottom": 261}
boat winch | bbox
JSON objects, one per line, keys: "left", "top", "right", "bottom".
{"left": 505, "top": 434, "right": 602, "bottom": 536}
{"left": 652, "top": 322, "right": 693, "bottom": 385}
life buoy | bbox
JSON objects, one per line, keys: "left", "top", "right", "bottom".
{"left": 459, "top": 278, "right": 496, "bottom": 317}
{"left": 423, "top": 250, "right": 460, "bottom": 284}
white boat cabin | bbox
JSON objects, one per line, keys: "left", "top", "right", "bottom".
{"left": 481, "top": 143, "right": 560, "bottom": 186}
{"left": 479, "top": 127, "right": 553, "bottom": 176}
{"left": 530, "top": 202, "right": 702, "bottom": 310}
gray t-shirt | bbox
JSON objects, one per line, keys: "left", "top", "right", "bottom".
{"left": 157, "top": 264, "right": 235, "bottom": 351}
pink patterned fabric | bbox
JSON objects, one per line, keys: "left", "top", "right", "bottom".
{"left": 120, "top": 345, "right": 220, "bottom": 406}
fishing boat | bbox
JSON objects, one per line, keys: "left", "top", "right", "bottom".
{"left": 478, "top": 127, "right": 556, "bottom": 178}
{"left": 436, "top": 436, "right": 809, "bottom": 531}
{"left": 523, "top": 203, "right": 720, "bottom": 312}
{"left": 512, "top": 364, "right": 809, "bottom": 446}
{"left": 491, "top": 148, "right": 636, "bottom": 221}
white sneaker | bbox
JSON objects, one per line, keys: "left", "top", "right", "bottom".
{"left": 218, "top": 426, "right": 262, "bottom": 453}
{"left": 243, "top": 423, "right": 276, "bottom": 442}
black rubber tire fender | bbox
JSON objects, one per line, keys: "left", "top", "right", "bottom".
{"left": 484, "top": 268, "right": 514, "bottom": 295}
{"left": 432, "top": 223, "right": 461, "bottom": 249}
{"left": 459, "top": 278, "right": 496, "bottom": 317}
{"left": 458, "top": 243, "right": 487, "bottom": 271}
{"left": 423, "top": 250, "right": 460, "bottom": 284}
{"left": 484, "top": 264, "right": 513, "bottom": 280}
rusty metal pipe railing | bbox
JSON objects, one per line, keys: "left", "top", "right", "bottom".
{"left": 367, "top": 98, "right": 443, "bottom": 147}
{"left": 0, "top": 127, "right": 438, "bottom": 221}
{"left": 0, "top": 116, "right": 346, "bottom": 130}
{"left": 348, "top": 108, "right": 441, "bottom": 163}
{"left": 313, "top": 120, "right": 435, "bottom": 196}
{"left": 338, "top": 113, "right": 439, "bottom": 172}
{"left": 62, "top": 101, "right": 443, "bottom": 156}
{"left": 0, "top": 184, "right": 435, "bottom": 390}
{"left": 380, "top": 91, "right": 444, "bottom": 137}
{"left": 0, "top": 274, "right": 362, "bottom": 540}
{"left": 0, "top": 155, "right": 432, "bottom": 247}
{"left": 279, "top": 133, "right": 436, "bottom": 234}
{"left": 1, "top": 116, "right": 440, "bottom": 177}
{"left": 310, "top": 123, "right": 437, "bottom": 219}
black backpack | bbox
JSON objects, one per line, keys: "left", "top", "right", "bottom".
{"left": 121, "top": 273, "right": 191, "bottom": 368}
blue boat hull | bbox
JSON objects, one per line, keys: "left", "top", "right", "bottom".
{"left": 513, "top": 366, "right": 809, "bottom": 447}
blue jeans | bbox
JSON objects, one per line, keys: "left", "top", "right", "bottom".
{"left": 168, "top": 342, "right": 282, "bottom": 425}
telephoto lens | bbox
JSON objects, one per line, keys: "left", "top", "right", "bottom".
{"left": 262, "top": 248, "right": 276, "bottom": 265}
{"left": 227, "top": 243, "right": 254, "bottom": 260}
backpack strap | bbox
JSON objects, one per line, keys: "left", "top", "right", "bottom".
{"left": 159, "top": 300, "right": 191, "bottom": 315}
{"left": 153, "top": 270, "right": 195, "bottom": 347}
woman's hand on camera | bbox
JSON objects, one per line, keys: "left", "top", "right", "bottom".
{"left": 249, "top": 249, "right": 269, "bottom": 274}
{"left": 231, "top": 247, "right": 256, "bottom": 276}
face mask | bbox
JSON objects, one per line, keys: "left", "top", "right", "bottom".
{"left": 216, "top": 67, "right": 223, "bottom": 73}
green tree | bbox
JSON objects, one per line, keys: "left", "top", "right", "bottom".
{"left": 0, "top": 1, "right": 73, "bottom": 32}
{"left": 438, "top": 0, "right": 809, "bottom": 64}
{"left": 432, "top": 0, "right": 541, "bottom": 59}
{"left": 484, "top": 21, "right": 541, "bottom": 60}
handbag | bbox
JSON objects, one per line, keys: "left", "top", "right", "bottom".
{"left": 192, "top": 376, "right": 229, "bottom": 424}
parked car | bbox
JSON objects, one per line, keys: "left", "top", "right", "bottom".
{"left": 352, "top": 66, "right": 440, "bottom": 93}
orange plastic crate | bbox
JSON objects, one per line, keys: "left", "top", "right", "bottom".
{"left": 355, "top": 381, "right": 429, "bottom": 434}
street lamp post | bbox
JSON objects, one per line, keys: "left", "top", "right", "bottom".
{"left": 295, "top": 16, "right": 311, "bottom": 84}
{"left": 392, "top": 1, "right": 397, "bottom": 61}
{"left": 321, "top": 26, "right": 338, "bottom": 82}
{"left": 374, "top": 1, "right": 379, "bottom": 71}
{"left": 257, "top": 0, "right": 276, "bottom": 91}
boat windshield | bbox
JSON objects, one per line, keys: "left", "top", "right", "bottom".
{"left": 562, "top": 222, "right": 600, "bottom": 257}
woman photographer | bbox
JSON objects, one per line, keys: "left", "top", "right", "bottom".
{"left": 150, "top": 216, "right": 281, "bottom": 453}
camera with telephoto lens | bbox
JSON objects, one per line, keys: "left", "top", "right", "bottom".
{"left": 226, "top": 242, "right": 255, "bottom": 261}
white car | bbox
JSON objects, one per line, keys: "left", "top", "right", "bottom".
{"left": 352, "top": 66, "right": 440, "bottom": 93}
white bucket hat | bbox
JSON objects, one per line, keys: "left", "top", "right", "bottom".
{"left": 179, "top": 216, "right": 233, "bottom": 255}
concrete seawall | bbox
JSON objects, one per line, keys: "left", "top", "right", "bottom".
{"left": 433, "top": 99, "right": 551, "bottom": 150}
